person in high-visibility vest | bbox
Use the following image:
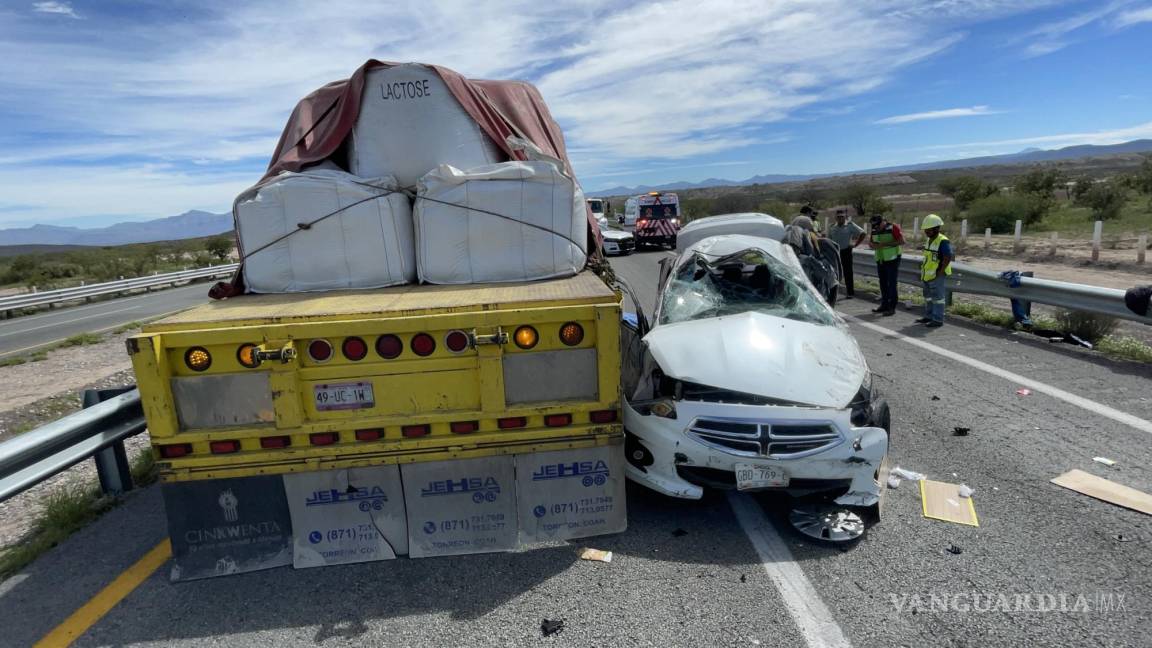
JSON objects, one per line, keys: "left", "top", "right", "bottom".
{"left": 869, "top": 214, "right": 904, "bottom": 315}
{"left": 917, "top": 213, "right": 953, "bottom": 328}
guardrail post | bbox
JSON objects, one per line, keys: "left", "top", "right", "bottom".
{"left": 984, "top": 228, "right": 991, "bottom": 250}
{"left": 1139, "top": 234, "right": 1148, "bottom": 264}
{"left": 1049, "top": 232, "right": 1058, "bottom": 256}
{"left": 912, "top": 217, "right": 920, "bottom": 244}
{"left": 1091, "top": 220, "right": 1103, "bottom": 262}
{"left": 1013, "top": 220, "right": 1023, "bottom": 253}
{"left": 960, "top": 219, "right": 968, "bottom": 243}
{"left": 84, "top": 388, "right": 134, "bottom": 496}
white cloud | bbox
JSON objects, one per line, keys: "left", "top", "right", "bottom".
{"left": 0, "top": 0, "right": 1088, "bottom": 226}
{"left": 32, "top": 1, "right": 80, "bottom": 19}
{"left": 875, "top": 105, "right": 1001, "bottom": 124}
{"left": 1115, "top": 5, "right": 1152, "bottom": 26}
{"left": 915, "top": 120, "right": 1152, "bottom": 152}
{"left": 1021, "top": 0, "right": 1138, "bottom": 56}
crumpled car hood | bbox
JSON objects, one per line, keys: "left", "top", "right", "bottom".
{"left": 601, "top": 230, "right": 633, "bottom": 241}
{"left": 644, "top": 311, "right": 866, "bottom": 408}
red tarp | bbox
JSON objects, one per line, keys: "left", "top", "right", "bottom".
{"left": 212, "top": 59, "right": 600, "bottom": 299}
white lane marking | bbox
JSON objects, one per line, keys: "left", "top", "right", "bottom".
{"left": 845, "top": 315, "right": 1152, "bottom": 435}
{"left": 0, "top": 306, "right": 142, "bottom": 338}
{"left": 728, "top": 492, "right": 852, "bottom": 648}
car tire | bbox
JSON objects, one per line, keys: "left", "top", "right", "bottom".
{"left": 871, "top": 398, "right": 891, "bottom": 437}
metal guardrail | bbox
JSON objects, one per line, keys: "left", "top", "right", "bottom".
{"left": 851, "top": 249, "right": 1151, "bottom": 326}
{"left": 0, "top": 387, "right": 145, "bottom": 503}
{"left": 0, "top": 264, "right": 237, "bottom": 314}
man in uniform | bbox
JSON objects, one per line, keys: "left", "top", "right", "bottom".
{"left": 829, "top": 209, "right": 866, "bottom": 298}
{"left": 869, "top": 214, "right": 904, "bottom": 315}
{"left": 916, "top": 214, "right": 953, "bottom": 328}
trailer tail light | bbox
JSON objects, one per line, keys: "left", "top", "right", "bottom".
{"left": 545, "top": 413, "right": 572, "bottom": 427}
{"left": 513, "top": 325, "right": 538, "bottom": 349}
{"left": 445, "top": 330, "right": 469, "bottom": 353}
{"left": 559, "top": 322, "right": 584, "bottom": 346}
{"left": 594, "top": 408, "right": 622, "bottom": 424}
{"left": 411, "top": 333, "right": 436, "bottom": 357}
{"left": 342, "top": 337, "right": 368, "bottom": 361}
{"left": 236, "top": 344, "right": 261, "bottom": 368}
{"left": 498, "top": 416, "right": 527, "bottom": 429}
{"left": 184, "top": 347, "right": 212, "bottom": 372}
{"left": 260, "top": 435, "right": 291, "bottom": 449}
{"left": 308, "top": 339, "right": 333, "bottom": 363}
{"left": 355, "top": 428, "right": 384, "bottom": 441}
{"left": 450, "top": 420, "right": 479, "bottom": 434}
{"left": 158, "top": 443, "right": 193, "bottom": 459}
{"left": 401, "top": 424, "right": 430, "bottom": 438}
{"left": 376, "top": 334, "right": 403, "bottom": 359}
{"left": 210, "top": 440, "right": 240, "bottom": 454}
{"left": 309, "top": 432, "right": 338, "bottom": 446}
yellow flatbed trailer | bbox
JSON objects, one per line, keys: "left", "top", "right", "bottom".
{"left": 129, "top": 271, "right": 623, "bottom": 482}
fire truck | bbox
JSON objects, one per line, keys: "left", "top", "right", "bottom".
{"left": 626, "top": 192, "right": 680, "bottom": 249}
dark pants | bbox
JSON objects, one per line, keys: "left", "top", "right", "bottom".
{"left": 877, "top": 256, "right": 901, "bottom": 311}
{"left": 839, "top": 249, "right": 855, "bottom": 296}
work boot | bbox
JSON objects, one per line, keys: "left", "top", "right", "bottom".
{"left": 925, "top": 321, "right": 943, "bottom": 328}
{"left": 882, "top": 310, "right": 895, "bottom": 317}
{"left": 872, "top": 306, "right": 886, "bottom": 313}
{"left": 915, "top": 317, "right": 931, "bottom": 324}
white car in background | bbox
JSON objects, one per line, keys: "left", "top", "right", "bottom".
{"left": 618, "top": 218, "right": 890, "bottom": 540}
{"left": 601, "top": 228, "right": 636, "bottom": 256}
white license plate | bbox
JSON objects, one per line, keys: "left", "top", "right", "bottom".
{"left": 313, "top": 382, "right": 374, "bottom": 411}
{"left": 734, "top": 463, "right": 789, "bottom": 490}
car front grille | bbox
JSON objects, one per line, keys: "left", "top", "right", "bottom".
{"left": 686, "top": 417, "right": 842, "bottom": 459}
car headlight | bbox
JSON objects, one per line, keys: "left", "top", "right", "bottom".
{"left": 849, "top": 372, "right": 874, "bottom": 427}
{"left": 633, "top": 399, "right": 677, "bottom": 419}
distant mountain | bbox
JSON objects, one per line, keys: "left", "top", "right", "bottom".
{"left": 0, "top": 210, "right": 233, "bottom": 246}
{"left": 588, "top": 139, "right": 1152, "bottom": 196}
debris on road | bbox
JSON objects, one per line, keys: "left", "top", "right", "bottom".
{"left": 931, "top": 395, "right": 940, "bottom": 401}
{"left": 740, "top": 574, "right": 747, "bottom": 583}
{"left": 958, "top": 484, "right": 975, "bottom": 498}
{"left": 789, "top": 507, "right": 865, "bottom": 542}
{"left": 920, "top": 480, "right": 980, "bottom": 527}
{"left": 891, "top": 467, "right": 926, "bottom": 481}
{"left": 579, "top": 548, "right": 613, "bottom": 563}
{"left": 1016, "top": 388, "right": 1032, "bottom": 396}
{"left": 952, "top": 427, "right": 970, "bottom": 437}
{"left": 541, "top": 618, "right": 565, "bottom": 637}
{"left": 947, "top": 544, "right": 963, "bottom": 555}
{"left": 1114, "top": 534, "right": 1134, "bottom": 543}
{"left": 1093, "top": 457, "right": 1117, "bottom": 467}
{"left": 1051, "top": 469, "right": 1152, "bottom": 516}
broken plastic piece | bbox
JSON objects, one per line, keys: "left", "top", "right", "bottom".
{"left": 947, "top": 544, "right": 963, "bottom": 555}
{"left": 952, "top": 427, "right": 970, "bottom": 437}
{"left": 931, "top": 395, "right": 940, "bottom": 401}
{"left": 789, "top": 507, "right": 865, "bottom": 542}
{"left": 1093, "top": 457, "right": 1117, "bottom": 467}
{"left": 958, "top": 484, "right": 975, "bottom": 498}
{"left": 1016, "top": 388, "right": 1032, "bottom": 396}
{"left": 541, "top": 618, "right": 565, "bottom": 637}
{"left": 887, "top": 475, "right": 902, "bottom": 489}
{"left": 890, "top": 467, "right": 926, "bottom": 482}
{"left": 579, "top": 548, "right": 613, "bottom": 563}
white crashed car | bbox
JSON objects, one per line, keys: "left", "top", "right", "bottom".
{"left": 601, "top": 228, "right": 636, "bottom": 256}
{"left": 619, "top": 232, "right": 890, "bottom": 526}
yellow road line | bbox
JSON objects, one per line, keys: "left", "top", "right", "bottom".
{"left": 34, "top": 539, "right": 171, "bottom": 648}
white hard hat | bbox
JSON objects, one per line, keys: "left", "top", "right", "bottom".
{"left": 921, "top": 213, "right": 944, "bottom": 230}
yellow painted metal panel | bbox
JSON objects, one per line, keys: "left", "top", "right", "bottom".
{"left": 127, "top": 335, "right": 178, "bottom": 438}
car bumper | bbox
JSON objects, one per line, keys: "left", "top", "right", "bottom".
{"left": 603, "top": 239, "right": 636, "bottom": 255}
{"left": 623, "top": 398, "right": 887, "bottom": 507}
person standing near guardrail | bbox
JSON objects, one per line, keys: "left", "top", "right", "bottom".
{"left": 830, "top": 209, "right": 866, "bottom": 299}
{"left": 916, "top": 214, "right": 953, "bottom": 328}
{"left": 869, "top": 214, "right": 904, "bottom": 315}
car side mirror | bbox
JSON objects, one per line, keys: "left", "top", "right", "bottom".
{"left": 616, "top": 278, "right": 650, "bottom": 337}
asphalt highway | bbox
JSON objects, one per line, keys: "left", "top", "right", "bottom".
{"left": 2, "top": 249, "right": 1149, "bottom": 647}
{"left": 0, "top": 282, "right": 215, "bottom": 359}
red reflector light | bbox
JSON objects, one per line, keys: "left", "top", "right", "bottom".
{"left": 590, "top": 409, "right": 618, "bottom": 423}
{"left": 402, "top": 424, "right": 430, "bottom": 438}
{"left": 498, "top": 417, "right": 527, "bottom": 429}
{"left": 260, "top": 435, "right": 291, "bottom": 449}
{"left": 158, "top": 443, "right": 192, "bottom": 459}
{"left": 342, "top": 337, "right": 368, "bottom": 361}
{"left": 450, "top": 420, "right": 479, "bottom": 434}
{"left": 308, "top": 339, "right": 333, "bottom": 362}
{"left": 355, "top": 428, "right": 384, "bottom": 441}
{"left": 310, "top": 432, "right": 338, "bottom": 446}
{"left": 411, "top": 333, "right": 436, "bottom": 356}
{"left": 445, "top": 330, "right": 469, "bottom": 353}
{"left": 545, "top": 413, "right": 572, "bottom": 427}
{"left": 376, "top": 334, "right": 403, "bottom": 359}
{"left": 210, "top": 440, "right": 240, "bottom": 454}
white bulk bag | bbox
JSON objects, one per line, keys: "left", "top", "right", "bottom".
{"left": 349, "top": 64, "right": 504, "bottom": 186}
{"left": 414, "top": 162, "right": 587, "bottom": 284}
{"left": 236, "top": 168, "right": 415, "bottom": 293}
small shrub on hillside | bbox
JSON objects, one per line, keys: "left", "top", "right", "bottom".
{"left": 1075, "top": 180, "right": 1127, "bottom": 221}
{"left": 967, "top": 194, "right": 1044, "bottom": 233}
{"left": 1056, "top": 309, "right": 1118, "bottom": 343}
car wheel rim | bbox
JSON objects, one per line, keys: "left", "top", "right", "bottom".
{"left": 789, "top": 507, "right": 865, "bottom": 542}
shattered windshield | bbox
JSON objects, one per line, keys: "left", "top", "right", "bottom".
{"left": 658, "top": 247, "right": 837, "bottom": 326}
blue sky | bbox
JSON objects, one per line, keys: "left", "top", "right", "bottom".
{"left": 1, "top": 0, "right": 1150, "bottom": 228}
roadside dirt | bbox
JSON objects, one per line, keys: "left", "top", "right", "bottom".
{"left": 0, "top": 331, "right": 135, "bottom": 413}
